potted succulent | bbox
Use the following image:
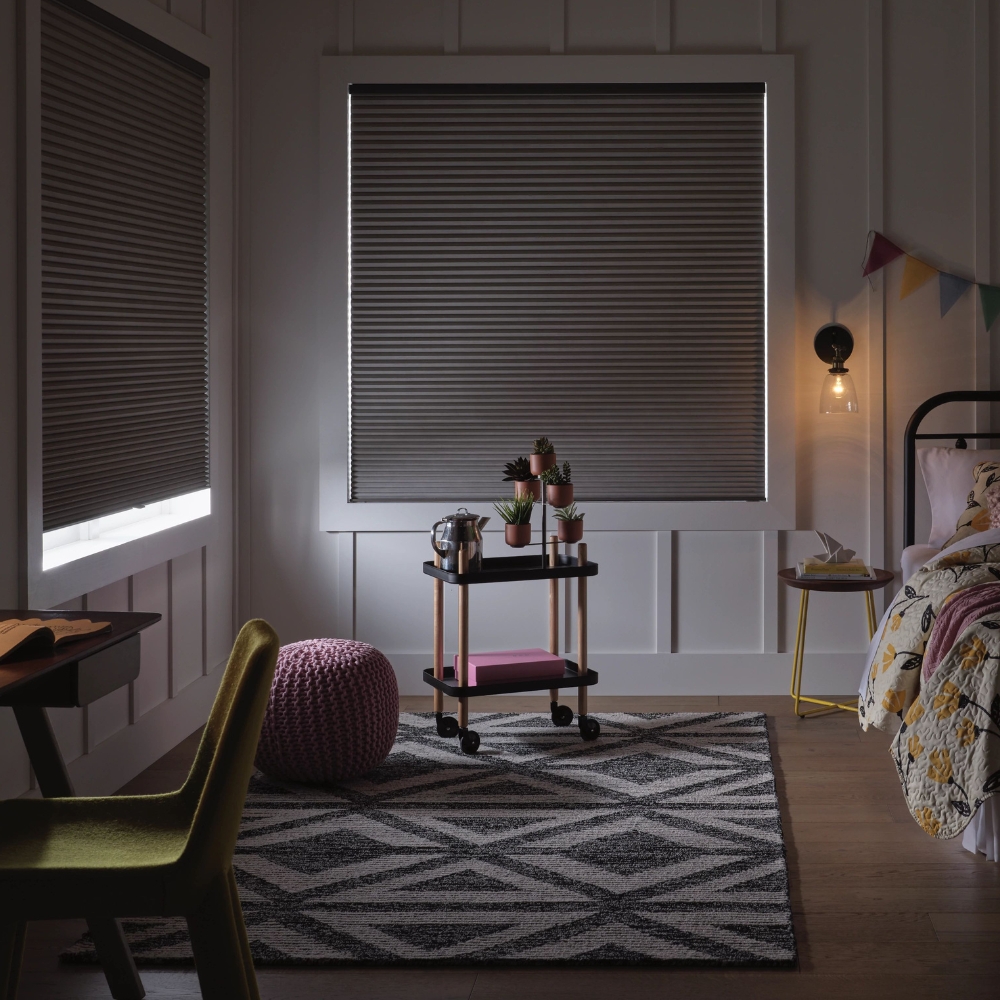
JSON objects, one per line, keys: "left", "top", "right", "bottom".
{"left": 554, "top": 502, "right": 584, "bottom": 543}
{"left": 502, "top": 456, "right": 541, "bottom": 501}
{"left": 493, "top": 494, "right": 535, "bottom": 548}
{"left": 541, "top": 461, "right": 573, "bottom": 507}
{"left": 529, "top": 437, "right": 557, "bottom": 476}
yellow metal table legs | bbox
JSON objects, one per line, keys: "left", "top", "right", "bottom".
{"left": 790, "top": 589, "right": 875, "bottom": 717}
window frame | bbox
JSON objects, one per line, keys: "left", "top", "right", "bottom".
{"left": 319, "top": 54, "right": 796, "bottom": 532}
{"left": 18, "top": 0, "right": 220, "bottom": 608}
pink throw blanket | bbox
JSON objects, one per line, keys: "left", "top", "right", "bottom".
{"left": 922, "top": 582, "right": 1000, "bottom": 680}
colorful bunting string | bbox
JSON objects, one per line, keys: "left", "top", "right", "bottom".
{"left": 981, "top": 284, "right": 1000, "bottom": 333}
{"left": 939, "top": 273, "right": 972, "bottom": 318}
{"left": 862, "top": 230, "right": 1000, "bottom": 331}
{"left": 899, "top": 256, "right": 937, "bottom": 299}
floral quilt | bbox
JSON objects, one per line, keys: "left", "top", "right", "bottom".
{"left": 860, "top": 541, "right": 1000, "bottom": 838}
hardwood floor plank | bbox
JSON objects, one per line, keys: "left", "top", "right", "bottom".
{"left": 930, "top": 910, "right": 1000, "bottom": 941}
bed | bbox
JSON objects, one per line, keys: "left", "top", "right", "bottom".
{"left": 859, "top": 390, "right": 1000, "bottom": 858}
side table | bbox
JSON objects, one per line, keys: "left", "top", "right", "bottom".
{"left": 777, "top": 569, "right": 895, "bottom": 717}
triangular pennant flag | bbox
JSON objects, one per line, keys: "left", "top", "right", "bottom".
{"left": 862, "top": 232, "right": 905, "bottom": 276}
{"left": 899, "top": 255, "right": 938, "bottom": 299}
{"left": 939, "top": 272, "right": 972, "bottom": 317}
{"left": 980, "top": 284, "right": 1000, "bottom": 332}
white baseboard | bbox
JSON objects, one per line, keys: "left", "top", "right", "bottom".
{"left": 385, "top": 651, "right": 867, "bottom": 697}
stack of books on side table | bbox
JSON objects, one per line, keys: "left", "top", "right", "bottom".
{"left": 795, "top": 558, "right": 874, "bottom": 581}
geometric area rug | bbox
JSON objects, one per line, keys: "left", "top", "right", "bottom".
{"left": 63, "top": 712, "right": 796, "bottom": 967}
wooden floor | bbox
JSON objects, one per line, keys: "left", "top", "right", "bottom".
{"left": 18, "top": 695, "right": 1000, "bottom": 999}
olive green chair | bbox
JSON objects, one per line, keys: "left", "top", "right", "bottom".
{"left": 0, "top": 618, "right": 280, "bottom": 1000}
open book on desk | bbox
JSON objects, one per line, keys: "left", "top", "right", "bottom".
{"left": 0, "top": 618, "right": 112, "bottom": 663}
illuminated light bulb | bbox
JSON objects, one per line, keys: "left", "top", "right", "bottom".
{"left": 819, "top": 371, "right": 859, "bottom": 413}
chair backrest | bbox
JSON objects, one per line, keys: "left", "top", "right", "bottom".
{"left": 177, "top": 619, "right": 280, "bottom": 883}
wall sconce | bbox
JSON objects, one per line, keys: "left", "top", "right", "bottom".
{"left": 814, "top": 323, "right": 859, "bottom": 414}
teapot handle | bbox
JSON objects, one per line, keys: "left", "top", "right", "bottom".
{"left": 430, "top": 520, "right": 448, "bottom": 557}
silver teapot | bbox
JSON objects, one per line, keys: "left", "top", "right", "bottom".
{"left": 431, "top": 508, "right": 490, "bottom": 573}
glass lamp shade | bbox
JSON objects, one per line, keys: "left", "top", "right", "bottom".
{"left": 819, "top": 371, "right": 859, "bottom": 413}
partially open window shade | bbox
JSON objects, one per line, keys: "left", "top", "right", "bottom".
{"left": 39, "top": 0, "right": 209, "bottom": 532}
{"left": 348, "top": 83, "right": 765, "bottom": 503}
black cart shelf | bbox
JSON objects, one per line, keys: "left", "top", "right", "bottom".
{"left": 423, "top": 541, "right": 599, "bottom": 754}
{"left": 422, "top": 553, "right": 598, "bottom": 585}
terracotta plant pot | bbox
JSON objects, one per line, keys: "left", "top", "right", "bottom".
{"left": 505, "top": 523, "right": 531, "bottom": 548}
{"left": 529, "top": 452, "right": 557, "bottom": 476}
{"left": 557, "top": 518, "right": 583, "bottom": 544}
{"left": 546, "top": 483, "right": 574, "bottom": 508}
{"left": 514, "top": 479, "right": 541, "bottom": 501}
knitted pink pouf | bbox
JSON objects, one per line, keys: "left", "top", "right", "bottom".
{"left": 254, "top": 638, "right": 399, "bottom": 784}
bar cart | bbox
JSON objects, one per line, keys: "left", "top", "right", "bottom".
{"left": 422, "top": 535, "right": 599, "bottom": 754}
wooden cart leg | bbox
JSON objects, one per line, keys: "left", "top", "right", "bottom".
{"left": 577, "top": 541, "right": 588, "bottom": 718}
{"left": 456, "top": 545, "right": 478, "bottom": 752}
{"left": 548, "top": 534, "right": 559, "bottom": 706}
{"left": 458, "top": 545, "right": 469, "bottom": 730}
{"left": 576, "top": 542, "right": 598, "bottom": 740}
{"left": 431, "top": 553, "right": 459, "bottom": 738}
{"left": 433, "top": 554, "right": 444, "bottom": 716}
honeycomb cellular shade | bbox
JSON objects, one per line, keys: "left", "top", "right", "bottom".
{"left": 39, "top": 0, "right": 209, "bottom": 532}
{"left": 348, "top": 83, "right": 766, "bottom": 503}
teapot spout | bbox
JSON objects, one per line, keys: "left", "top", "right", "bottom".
{"left": 477, "top": 516, "right": 491, "bottom": 530}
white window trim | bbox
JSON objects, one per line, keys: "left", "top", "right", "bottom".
{"left": 318, "top": 54, "right": 795, "bottom": 533}
{"left": 18, "top": 0, "right": 220, "bottom": 608}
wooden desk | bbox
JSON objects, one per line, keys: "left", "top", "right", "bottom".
{"left": 0, "top": 609, "right": 160, "bottom": 1000}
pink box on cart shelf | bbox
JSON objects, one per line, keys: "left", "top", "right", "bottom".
{"left": 453, "top": 648, "right": 566, "bottom": 686}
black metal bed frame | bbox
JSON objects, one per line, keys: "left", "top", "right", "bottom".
{"left": 903, "top": 390, "right": 1000, "bottom": 548}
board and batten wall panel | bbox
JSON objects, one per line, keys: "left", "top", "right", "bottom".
{"left": 0, "top": 0, "right": 234, "bottom": 800}
{"left": 85, "top": 577, "right": 131, "bottom": 751}
{"left": 132, "top": 562, "right": 170, "bottom": 718}
{"left": 240, "top": 0, "right": 997, "bottom": 697}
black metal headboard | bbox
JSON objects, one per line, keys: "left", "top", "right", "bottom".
{"left": 903, "top": 390, "right": 1000, "bottom": 547}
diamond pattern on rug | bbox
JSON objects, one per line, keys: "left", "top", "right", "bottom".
{"left": 62, "top": 712, "right": 796, "bottom": 966}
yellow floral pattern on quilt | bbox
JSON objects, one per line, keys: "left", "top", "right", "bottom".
{"left": 891, "top": 622, "right": 1000, "bottom": 839}
{"left": 860, "top": 541, "right": 1000, "bottom": 839}
{"left": 860, "top": 543, "right": 1000, "bottom": 734}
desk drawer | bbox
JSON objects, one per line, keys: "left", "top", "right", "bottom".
{"left": 76, "top": 633, "right": 141, "bottom": 705}
{"left": 0, "top": 633, "right": 141, "bottom": 707}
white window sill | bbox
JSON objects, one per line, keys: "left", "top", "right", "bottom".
{"left": 43, "top": 490, "right": 211, "bottom": 570}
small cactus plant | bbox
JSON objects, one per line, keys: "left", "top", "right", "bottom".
{"left": 540, "top": 461, "right": 571, "bottom": 486}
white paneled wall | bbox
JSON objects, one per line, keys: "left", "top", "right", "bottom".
{"left": 0, "top": 0, "right": 235, "bottom": 799}
{"left": 242, "top": 0, "right": 999, "bottom": 703}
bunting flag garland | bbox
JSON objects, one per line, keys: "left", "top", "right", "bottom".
{"left": 899, "top": 256, "right": 938, "bottom": 299}
{"left": 862, "top": 232, "right": 905, "bottom": 276}
{"left": 981, "top": 284, "right": 1000, "bottom": 333}
{"left": 939, "top": 272, "right": 972, "bottom": 318}
{"left": 861, "top": 230, "right": 1000, "bottom": 332}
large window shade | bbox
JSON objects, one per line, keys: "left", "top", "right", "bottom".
{"left": 39, "top": 0, "right": 209, "bottom": 532}
{"left": 349, "top": 83, "right": 765, "bottom": 503}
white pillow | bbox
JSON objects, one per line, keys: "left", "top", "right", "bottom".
{"left": 917, "top": 447, "right": 1000, "bottom": 547}
{"left": 901, "top": 544, "right": 940, "bottom": 581}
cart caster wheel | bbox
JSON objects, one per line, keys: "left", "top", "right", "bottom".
{"left": 579, "top": 717, "right": 600, "bottom": 741}
{"left": 551, "top": 703, "right": 574, "bottom": 727}
{"left": 436, "top": 713, "right": 459, "bottom": 738}
{"left": 461, "top": 730, "right": 481, "bottom": 755}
